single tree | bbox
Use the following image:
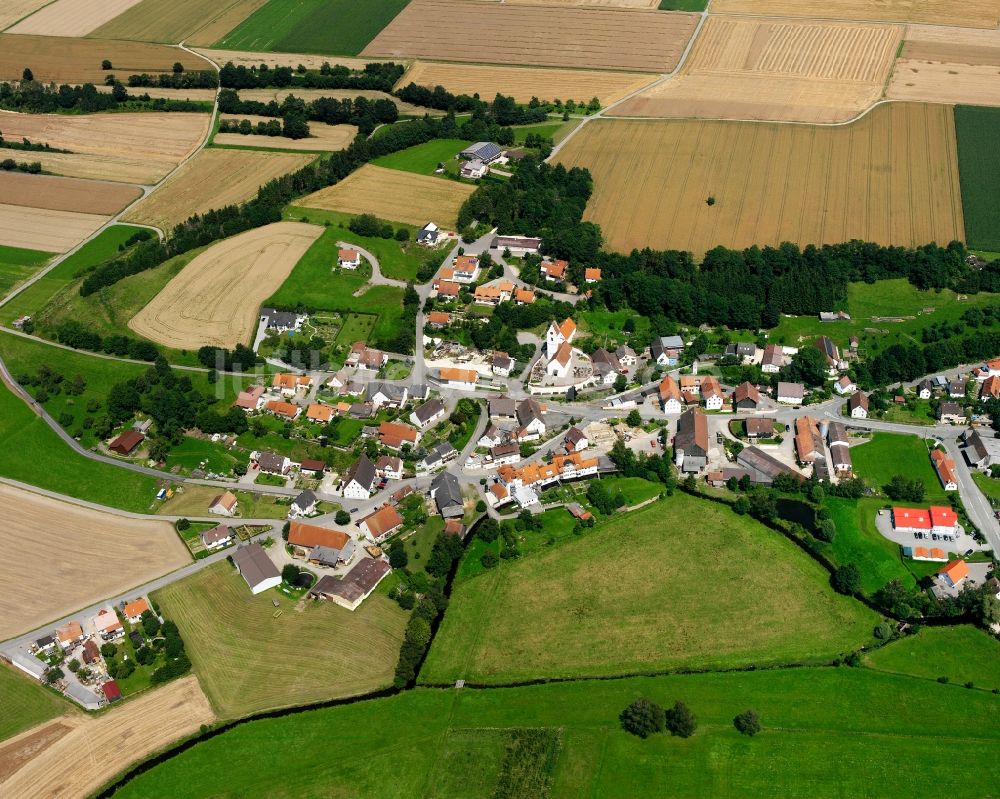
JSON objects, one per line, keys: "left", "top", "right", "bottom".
{"left": 22, "top": 67, "right": 33, "bottom": 82}
{"left": 172, "top": 62, "right": 184, "bottom": 73}
{"left": 335, "top": 510, "right": 351, "bottom": 525}
{"left": 733, "top": 709, "right": 761, "bottom": 736}
{"left": 620, "top": 698, "right": 665, "bottom": 738}
{"left": 281, "top": 563, "right": 300, "bottom": 583}
{"left": 101, "top": 59, "right": 113, "bottom": 70}
{"left": 831, "top": 563, "right": 862, "bottom": 595}
{"left": 665, "top": 700, "right": 697, "bottom": 738}
{"left": 626, "top": 409, "right": 643, "bottom": 427}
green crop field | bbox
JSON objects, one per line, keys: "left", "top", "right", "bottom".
{"left": 372, "top": 138, "right": 470, "bottom": 176}
{"left": 215, "top": 0, "right": 410, "bottom": 55}
{"left": 955, "top": 105, "right": 1000, "bottom": 251}
{"left": 421, "top": 493, "right": 877, "bottom": 685}
{"left": 0, "top": 225, "right": 146, "bottom": 326}
{"left": 110, "top": 667, "right": 1000, "bottom": 799}
{"left": 659, "top": 0, "right": 708, "bottom": 9}
{"left": 0, "top": 663, "right": 71, "bottom": 744}
{"left": 850, "top": 433, "right": 947, "bottom": 502}
{"left": 152, "top": 561, "right": 408, "bottom": 718}
{"left": 0, "top": 244, "right": 52, "bottom": 301}
{"left": 823, "top": 498, "right": 918, "bottom": 595}
{"left": 864, "top": 625, "right": 1000, "bottom": 690}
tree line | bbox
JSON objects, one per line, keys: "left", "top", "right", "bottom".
{"left": 218, "top": 61, "right": 404, "bottom": 92}
{"left": 0, "top": 74, "right": 209, "bottom": 114}
{"left": 126, "top": 70, "right": 218, "bottom": 89}
{"left": 218, "top": 89, "right": 398, "bottom": 137}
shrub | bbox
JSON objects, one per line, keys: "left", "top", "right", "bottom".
{"left": 282, "top": 563, "right": 301, "bottom": 583}
{"left": 831, "top": 564, "right": 861, "bottom": 595}
{"left": 67, "top": 658, "right": 81, "bottom": 673}
{"left": 335, "top": 510, "right": 351, "bottom": 525}
{"left": 620, "top": 698, "right": 665, "bottom": 738}
{"left": 733, "top": 709, "right": 761, "bottom": 736}
{"left": 665, "top": 700, "right": 697, "bottom": 738}
{"left": 100, "top": 643, "right": 117, "bottom": 658}
{"left": 176, "top": 518, "right": 191, "bottom": 531}
{"left": 873, "top": 622, "right": 893, "bottom": 640}
{"left": 480, "top": 550, "right": 499, "bottom": 569}
{"left": 937, "top": 676, "right": 950, "bottom": 684}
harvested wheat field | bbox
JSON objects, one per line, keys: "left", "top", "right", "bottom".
{"left": 0, "top": 483, "right": 189, "bottom": 640}
{"left": 130, "top": 221, "right": 322, "bottom": 349}
{"left": 0, "top": 676, "right": 214, "bottom": 799}
{"left": 215, "top": 116, "right": 357, "bottom": 151}
{"left": 124, "top": 149, "right": 313, "bottom": 232}
{"left": 710, "top": 0, "right": 1000, "bottom": 28}
{"left": 887, "top": 25, "right": 1000, "bottom": 106}
{"left": 183, "top": 0, "right": 269, "bottom": 46}
{"left": 0, "top": 718, "right": 75, "bottom": 782}
{"left": 0, "top": 204, "right": 108, "bottom": 252}
{"left": 8, "top": 0, "right": 142, "bottom": 37}
{"left": 16, "top": 153, "right": 166, "bottom": 185}
{"left": 613, "top": 16, "right": 901, "bottom": 123}
{"left": 0, "top": 0, "right": 51, "bottom": 31}
{"left": 90, "top": 0, "right": 269, "bottom": 44}
{"left": 491, "top": 0, "right": 657, "bottom": 6}
{"left": 295, "top": 163, "right": 475, "bottom": 227}
{"left": 400, "top": 61, "right": 655, "bottom": 106}
{"left": 0, "top": 34, "right": 207, "bottom": 83}
{"left": 556, "top": 103, "right": 964, "bottom": 256}
{"left": 363, "top": 0, "right": 699, "bottom": 72}
{"left": 0, "top": 172, "right": 141, "bottom": 215}
{"left": 192, "top": 48, "right": 384, "bottom": 72}
{"left": 0, "top": 111, "right": 210, "bottom": 184}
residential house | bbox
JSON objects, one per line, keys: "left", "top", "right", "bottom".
{"left": 724, "top": 342, "right": 756, "bottom": 362}
{"left": 474, "top": 284, "right": 501, "bottom": 305}
{"left": 375, "top": 455, "right": 403, "bottom": 480}
{"left": 737, "top": 446, "right": 801, "bottom": 486}
{"left": 962, "top": 428, "right": 1000, "bottom": 469}
{"left": 814, "top": 336, "right": 842, "bottom": 372}
{"left": 421, "top": 441, "right": 458, "bottom": 472}
{"left": 460, "top": 159, "right": 488, "bottom": 179}
{"left": 290, "top": 489, "right": 318, "bottom": 518}
{"left": 981, "top": 375, "right": 1000, "bottom": 400}
{"left": 288, "top": 522, "right": 355, "bottom": 566}
{"left": 34, "top": 635, "right": 56, "bottom": 654}
{"left": 834, "top": 376, "right": 856, "bottom": 395}
{"left": 306, "top": 403, "right": 334, "bottom": 424}
{"left": 438, "top": 367, "right": 478, "bottom": 390}
{"left": 92, "top": 607, "right": 123, "bottom": 640}
{"left": 255, "top": 451, "right": 290, "bottom": 475}
{"left": 234, "top": 385, "right": 265, "bottom": 412}
{"left": 338, "top": 248, "right": 361, "bottom": 269}
{"left": 260, "top": 307, "right": 305, "bottom": 334}
{"left": 343, "top": 455, "right": 378, "bottom": 500}
{"left": 917, "top": 379, "right": 934, "bottom": 399}
{"left": 201, "top": 524, "right": 233, "bottom": 550}
{"left": 732, "top": 382, "right": 761, "bottom": 412}
{"left": 460, "top": 141, "right": 503, "bottom": 163}
{"left": 659, "top": 375, "right": 682, "bottom": 414}
{"left": 410, "top": 397, "right": 447, "bottom": 428}
{"left": 700, "top": 376, "right": 724, "bottom": 410}
{"left": 378, "top": 421, "right": 420, "bottom": 450}
{"left": 436, "top": 279, "right": 460, "bottom": 298}
{"left": 427, "top": 311, "right": 451, "bottom": 328}
{"left": 359, "top": 504, "right": 404, "bottom": 542}
{"left": 231, "top": 543, "right": 282, "bottom": 594}
{"left": 488, "top": 396, "right": 517, "bottom": 420}
{"left": 410, "top": 383, "right": 430, "bottom": 402}
{"left": 760, "top": 344, "right": 784, "bottom": 374}
{"left": 794, "top": 417, "right": 824, "bottom": 464}
{"left": 541, "top": 259, "right": 567, "bottom": 282}
{"left": 265, "top": 400, "right": 302, "bottom": 421}
{"left": 776, "top": 382, "right": 805, "bottom": 405}
{"left": 948, "top": 378, "right": 968, "bottom": 398}
{"left": 55, "top": 621, "right": 84, "bottom": 650}
{"left": 584, "top": 267, "right": 601, "bottom": 284}
{"left": 417, "top": 222, "right": 439, "bottom": 246}
{"left": 516, "top": 398, "right": 546, "bottom": 440}
{"left": 847, "top": 392, "right": 869, "bottom": 419}
{"left": 347, "top": 342, "right": 387, "bottom": 370}
{"left": 490, "top": 442, "right": 521, "bottom": 466}
{"left": 938, "top": 559, "right": 970, "bottom": 589}
{"left": 444, "top": 518, "right": 465, "bottom": 536}
{"left": 349, "top": 401, "right": 375, "bottom": 419}
{"left": 310, "top": 558, "right": 391, "bottom": 611}
{"left": 930, "top": 449, "right": 959, "bottom": 491}
{"left": 746, "top": 417, "right": 775, "bottom": 440}
{"left": 273, "top": 373, "right": 312, "bottom": 397}
{"left": 938, "top": 401, "right": 966, "bottom": 425}
{"left": 301, "top": 459, "right": 326, "bottom": 475}
{"left": 109, "top": 430, "right": 143, "bottom": 456}
{"left": 492, "top": 352, "right": 514, "bottom": 377}
{"left": 453, "top": 255, "right": 480, "bottom": 282}
{"left": 650, "top": 335, "right": 684, "bottom": 366}
{"left": 208, "top": 491, "right": 239, "bottom": 517}
{"left": 590, "top": 347, "right": 622, "bottom": 384}
{"left": 431, "top": 471, "right": 464, "bottom": 518}
{"left": 514, "top": 288, "right": 535, "bottom": 305}
{"left": 123, "top": 598, "right": 150, "bottom": 624}
{"left": 615, "top": 345, "right": 637, "bottom": 369}
{"left": 674, "top": 408, "right": 709, "bottom": 473}
{"left": 479, "top": 424, "right": 509, "bottom": 448}
{"left": 563, "top": 426, "right": 589, "bottom": 452}
{"left": 369, "top": 382, "right": 408, "bottom": 409}
{"left": 486, "top": 480, "right": 510, "bottom": 507}
{"left": 491, "top": 235, "right": 541, "bottom": 257}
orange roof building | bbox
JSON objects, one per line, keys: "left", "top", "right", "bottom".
{"left": 378, "top": 421, "right": 419, "bottom": 449}
{"left": 515, "top": 288, "right": 535, "bottom": 304}
{"left": 584, "top": 267, "right": 601, "bottom": 282}
{"left": 938, "top": 559, "right": 970, "bottom": 587}
{"left": 123, "top": 598, "right": 150, "bottom": 621}
{"left": 436, "top": 279, "right": 460, "bottom": 297}
{"left": 427, "top": 311, "right": 451, "bottom": 326}
{"left": 930, "top": 449, "right": 958, "bottom": 490}
{"left": 474, "top": 284, "right": 501, "bottom": 303}
{"left": 543, "top": 259, "right": 567, "bottom": 279}
{"left": 928, "top": 505, "right": 958, "bottom": 530}
{"left": 266, "top": 400, "right": 301, "bottom": 420}
{"left": 288, "top": 522, "right": 350, "bottom": 551}
{"left": 359, "top": 504, "right": 404, "bottom": 541}
{"left": 439, "top": 367, "right": 478, "bottom": 385}
{"left": 306, "top": 403, "right": 333, "bottom": 423}
{"left": 982, "top": 375, "right": 1000, "bottom": 399}
{"left": 558, "top": 317, "right": 577, "bottom": 341}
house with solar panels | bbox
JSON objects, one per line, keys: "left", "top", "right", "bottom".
{"left": 460, "top": 141, "right": 503, "bottom": 164}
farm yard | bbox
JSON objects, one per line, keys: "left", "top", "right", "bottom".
{"left": 0, "top": 111, "right": 211, "bottom": 185}
{"left": 0, "top": 204, "right": 108, "bottom": 252}
{"left": 955, "top": 105, "right": 1000, "bottom": 251}
{"left": 556, "top": 103, "right": 964, "bottom": 256}
{"left": 152, "top": 561, "right": 409, "bottom": 718}
{"left": 362, "top": 0, "right": 700, "bottom": 72}
{"left": 398, "top": 61, "right": 656, "bottom": 106}
{"left": 122, "top": 149, "right": 314, "bottom": 233}
{"left": 709, "top": 0, "right": 1000, "bottom": 27}
{"left": 887, "top": 26, "right": 1000, "bottom": 107}
{"left": 421, "top": 495, "right": 875, "bottom": 685}
{"left": 0, "top": 34, "right": 207, "bottom": 83}
{"left": 0, "top": 172, "right": 141, "bottom": 215}
{"left": 89, "top": 0, "right": 270, "bottom": 44}
{"left": 129, "top": 220, "right": 323, "bottom": 349}
{"left": 7, "top": 0, "right": 144, "bottom": 37}
{"left": 293, "top": 164, "right": 475, "bottom": 227}
{"left": 0, "top": 483, "right": 188, "bottom": 640}
{"left": 214, "top": 117, "right": 357, "bottom": 151}
{"left": 0, "top": 676, "right": 214, "bottom": 798}
{"left": 612, "top": 17, "right": 901, "bottom": 123}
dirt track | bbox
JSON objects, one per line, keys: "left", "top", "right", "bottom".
{"left": 0, "top": 172, "right": 141, "bottom": 215}
{"left": 0, "top": 483, "right": 189, "bottom": 640}
{"left": 129, "top": 221, "right": 323, "bottom": 349}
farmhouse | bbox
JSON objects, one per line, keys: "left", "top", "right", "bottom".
{"left": 231, "top": 542, "right": 281, "bottom": 595}
{"left": 732, "top": 382, "right": 761, "bottom": 411}
{"left": 492, "top": 235, "right": 541, "bottom": 257}
{"left": 674, "top": 408, "right": 709, "bottom": 473}
{"left": 92, "top": 607, "right": 123, "bottom": 640}
{"left": 814, "top": 336, "right": 843, "bottom": 372}
{"left": 737, "top": 446, "right": 801, "bottom": 486}
{"left": 659, "top": 375, "right": 682, "bottom": 413}
{"left": 962, "top": 429, "right": 1000, "bottom": 469}
{"left": 917, "top": 379, "right": 934, "bottom": 399}
{"left": 563, "top": 426, "right": 589, "bottom": 453}
{"left": 938, "top": 401, "right": 966, "bottom": 425}
{"left": 208, "top": 491, "right": 239, "bottom": 517}
{"left": 930, "top": 449, "right": 959, "bottom": 491}
{"left": 794, "top": 417, "right": 824, "bottom": 464}
{"left": 700, "top": 376, "right": 724, "bottom": 410}
{"left": 347, "top": 342, "right": 388, "bottom": 370}
{"left": 379, "top": 421, "right": 420, "bottom": 449}
{"left": 255, "top": 451, "right": 290, "bottom": 475}
{"left": 438, "top": 367, "right": 478, "bottom": 390}
{"left": 266, "top": 400, "right": 302, "bottom": 421}
{"left": 200, "top": 524, "right": 233, "bottom": 550}
{"left": 338, "top": 248, "right": 361, "bottom": 269}
{"left": 847, "top": 392, "right": 869, "bottom": 419}
{"left": 834, "top": 376, "right": 857, "bottom": 395}
{"left": 410, "top": 397, "right": 447, "bottom": 428}
{"left": 431, "top": 471, "right": 464, "bottom": 518}
{"left": 516, "top": 398, "right": 547, "bottom": 439}
{"left": 746, "top": 417, "right": 775, "bottom": 440}
{"left": 290, "top": 489, "right": 318, "bottom": 518}
{"left": 343, "top": 455, "right": 378, "bottom": 500}
{"left": 492, "top": 352, "right": 514, "bottom": 377}
{"left": 288, "top": 522, "right": 355, "bottom": 566}
{"left": 827, "top": 422, "right": 852, "bottom": 473}
{"left": 725, "top": 342, "right": 756, "bottom": 363}
{"left": 359, "top": 504, "right": 404, "bottom": 542}
{"left": 490, "top": 442, "right": 521, "bottom": 467}
{"left": 650, "top": 335, "right": 684, "bottom": 366}
{"left": 310, "top": 558, "right": 391, "bottom": 611}
{"left": 489, "top": 396, "right": 517, "bottom": 420}
{"left": 375, "top": 455, "right": 403, "bottom": 480}
{"left": 109, "top": 430, "right": 144, "bottom": 456}
{"left": 460, "top": 159, "right": 488, "bottom": 179}
{"left": 761, "top": 344, "right": 784, "bottom": 373}
{"left": 776, "top": 382, "right": 805, "bottom": 404}
{"left": 234, "top": 385, "right": 266, "bottom": 411}
{"left": 460, "top": 141, "right": 503, "bottom": 163}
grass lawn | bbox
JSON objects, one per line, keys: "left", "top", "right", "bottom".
{"left": 0, "top": 379, "right": 159, "bottom": 512}
{"left": 372, "top": 138, "right": 469, "bottom": 176}
{"left": 0, "top": 225, "right": 147, "bottom": 326}
{"left": 955, "top": 105, "right": 1000, "bottom": 251}
{"left": 333, "top": 313, "right": 376, "bottom": 348}
{"left": 579, "top": 309, "right": 651, "bottom": 348}
{"left": 216, "top": 0, "right": 409, "bottom": 55}
{"left": 421, "top": 493, "right": 877, "bottom": 685}
{"left": 878, "top": 400, "right": 936, "bottom": 426}
{"left": 400, "top": 516, "right": 444, "bottom": 574}
{"left": 864, "top": 625, "right": 1000, "bottom": 690}
{"left": 972, "top": 471, "right": 1000, "bottom": 504}
{"left": 152, "top": 560, "right": 408, "bottom": 718}
{"left": 163, "top": 436, "right": 243, "bottom": 477}
{"left": 156, "top": 484, "right": 290, "bottom": 519}
{"left": 112, "top": 667, "right": 1000, "bottom": 799}
{"left": 823, "top": 497, "right": 917, "bottom": 595}
{"left": 599, "top": 476, "right": 663, "bottom": 506}
{"left": 850, "top": 433, "right": 947, "bottom": 502}
{"left": 0, "top": 244, "right": 52, "bottom": 300}
{"left": 0, "top": 662, "right": 71, "bottom": 744}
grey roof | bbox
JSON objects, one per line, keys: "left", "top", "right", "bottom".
{"left": 777, "top": 381, "right": 805, "bottom": 399}
{"left": 345, "top": 455, "right": 377, "bottom": 490}
{"left": 737, "top": 446, "right": 798, "bottom": 483}
{"left": 815, "top": 336, "right": 839, "bottom": 361}
{"left": 256, "top": 451, "right": 286, "bottom": 473}
{"left": 349, "top": 401, "right": 375, "bottom": 419}
{"left": 370, "top": 382, "right": 408, "bottom": 402}
{"left": 489, "top": 396, "right": 517, "bottom": 418}
{"left": 660, "top": 335, "right": 684, "bottom": 348}
{"left": 491, "top": 442, "right": 519, "bottom": 457}
{"left": 312, "top": 558, "right": 390, "bottom": 603}
{"left": 410, "top": 383, "right": 430, "bottom": 400}
{"left": 35, "top": 634, "right": 55, "bottom": 648}
{"left": 939, "top": 401, "right": 963, "bottom": 416}
{"left": 516, "top": 398, "right": 544, "bottom": 426}
{"left": 201, "top": 524, "right": 231, "bottom": 545}
{"left": 826, "top": 422, "right": 849, "bottom": 446}
{"left": 310, "top": 540, "right": 355, "bottom": 566}
{"left": 232, "top": 543, "right": 280, "bottom": 589}
{"left": 830, "top": 447, "right": 852, "bottom": 469}
{"left": 726, "top": 342, "right": 756, "bottom": 358}
{"left": 813, "top": 458, "right": 832, "bottom": 481}
{"left": 261, "top": 307, "right": 300, "bottom": 329}
{"left": 431, "top": 471, "right": 463, "bottom": 513}
{"left": 675, "top": 408, "right": 708, "bottom": 457}
{"left": 293, "top": 490, "right": 316, "bottom": 510}
{"left": 591, "top": 348, "right": 622, "bottom": 372}
{"left": 65, "top": 682, "right": 102, "bottom": 709}
{"left": 11, "top": 653, "right": 46, "bottom": 679}
{"left": 847, "top": 392, "right": 868, "bottom": 411}
{"left": 413, "top": 398, "right": 446, "bottom": 424}
{"left": 918, "top": 379, "right": 934, "bottom": 392}
{"left": 417, "top": 224, "right": 439, "bottom": 243}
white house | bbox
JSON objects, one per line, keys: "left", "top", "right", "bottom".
{"left": 208, "top": 491, "right": 239, "bottom": 517}
{"left": 460, "top": 159, "right": 488, "bottom": 179}
{"left": 492, "top": 352, "right": 514, "bottom": 377}
{"left": 375, "top": 455, "right": 403, "bottom": 481}
{"left": 834, "top": 375, "right": 857, "bottom": 395}
{"left": 342, "top": 455, "right": 377, "bottom": 500}
{"left": 516, "top": 399, "right": 547, "bottom": 439}
{"left": 452, "top": 255, "right": 480, "bottom": 283}
{"left": 232, "top": 543, "right": 281, "bottom": 595}
{"left": 701, "top": 377, "right": 724, "bottom": 411}
{"left": 847, "top": 391, "right": 869, "bottom": 419}
{"left": 659, "top": 375, "right": 682, "bottom": 414}
{"left": 410, "top": 398, "right": 446, "bottom": 428}
{"left": 338, "top": 248, "right": 361, "bottom": 269}
{"left": 776, "top": 382, "right": 805, "bottom": 405}
{"left": 546, "top": 342, "right": 573, "bottom": 378}
{"left": 289, "top": 490, "right": 317, "bottom": 518}
{"left": 438, "top": 367, "right": 478, "bottom": 390}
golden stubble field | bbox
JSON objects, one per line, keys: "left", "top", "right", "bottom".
{"left": 214, "top": 116, "right": 358, "bottom": 151}
{"left": 129, "top": 221, "right": 322, "bottom": 349}
{"left": 0, "top": 483, "right": 189, "bottom": 640}
{"left": 710, "top": 0, "right": 1000, "bottom": 27}
{"left": 0, "top": 172, "right": 142, "bottom": 215}
{"left": 614, "top": 16, "right": 901, "bottom": 123}
{"left": 363, "top": 0, "right": 699, "bottom": 72}
{"left": 0, "top": 111, "right": 210, "bottom": 184}
{"left": 89, "top": 0, "right": 267, "bottom": 44}
{"left": 294, "top": 163, "right": 476, "bottom": 227}
{"left": 123, "top": 148, "right": 314, "bottom": 232}
{"left": 7, "top": 0, "right": 143, "bottom": 37}
{"left": 0, "top": 676, "right": 214, "bottom": 798}
{"left": 192, "top": 48, "right": 384, "bottom": 72}
{"left": 400, "top": 61, "right": 656, "bottom": 106}
{"left": 887, "top": 25, "right": 1000, "bottom": 106}
{"left": 0, "top": 204, "right": 108, "bottom": 252}
{"left": 556, "top": 103, "right": 964, "bottom": 256}
{"left": 0, "top": 0, "right": 53, "bottom": 31}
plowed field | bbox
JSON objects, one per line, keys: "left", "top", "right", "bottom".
{"left": 400, "top": 61, "right": 655, "bottom": 105}
{"left": 0, "top": 0, "right": 56, "bottom": 31}
{"left": 0, "top": 173, "right": 141, "bottom": 215}
{"left": 362, "top": 0, "right": 699, "bottom": 72}
{"left": 556, "top": 103, "right": 964, "bottom": 256}
{"left": 614, "top": 17, "right": 901, "bottom": 122}
{"left": 129, "top": 221, "right": 323, "bottom": 349}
